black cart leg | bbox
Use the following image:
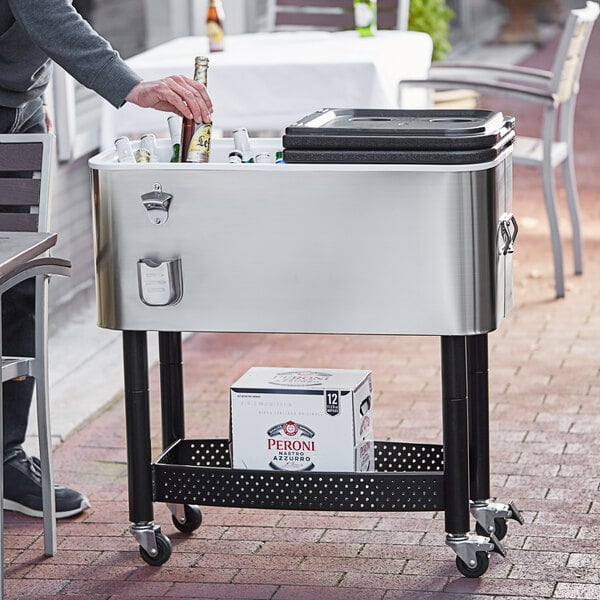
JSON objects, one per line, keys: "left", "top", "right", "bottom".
{"left": 467, "top": 334, "right": 490, "bottom": 502}
{"left": 157, "top": 331, "right": 203, "bottom": 534}
{"left": 158, "top": 332, "right": 185, "bottom": 448}
{"left": 122, "top": 330, "right": 172, "bottom": 565}
{"left": 123, "top": 330, "right": 153, "bottom": 525}
{"left": 467, "top": 334, "right": 524, "bottom": 542}
{"left": 441, "top": 336, "right": 496, "bottom": 577}
{"left": 440, "top": 336, "right": 470, "bottom": 536}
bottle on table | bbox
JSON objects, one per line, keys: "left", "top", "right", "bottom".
{"left": 353, "top": 0, "right": 378, "bottom": 37}
{"left": 115, "top": 136, "right": 135, "bottom": 163}
{"left": 206, "top": 0, "right": 225, "bottom": 52}
{"left": 167, "top": 115, "right": 181, "bottom": 163}
{"left": 180, "top": 56, "right": 212, "bottom": 163}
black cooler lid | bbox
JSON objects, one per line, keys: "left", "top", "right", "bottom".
{"left": 282, "top": 108, "right": 515, "bottom": 164}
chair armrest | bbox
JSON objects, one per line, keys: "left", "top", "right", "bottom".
{"left": 0, "top": 256, "right": 71, "bottom": 294}
{"left": 429, "top": 62, "right": 553, "bottom": 85}
{"left": 398, "top": 77, "right": 557, "bottom": 106}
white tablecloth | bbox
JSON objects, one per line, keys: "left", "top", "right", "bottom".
{"left": 100, "top": 30, "right": 433, "bottom": 149}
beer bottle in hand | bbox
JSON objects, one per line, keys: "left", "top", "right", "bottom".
{"left": 206, "top": 0, "right": 225, "bottom": 52}
{"left": 180, "top": 56, "right": 212, "bottom": 163}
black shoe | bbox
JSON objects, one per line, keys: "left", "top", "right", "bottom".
{"left": 3, "top": 450, "right": 90, "bottom": 519}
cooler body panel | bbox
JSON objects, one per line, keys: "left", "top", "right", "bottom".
{"left": 90, "top": 140, "right": 511, "bottom": 335}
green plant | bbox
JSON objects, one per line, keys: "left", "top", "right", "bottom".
{"left": 409, "top": 0, "right": 454, "bottom": 61}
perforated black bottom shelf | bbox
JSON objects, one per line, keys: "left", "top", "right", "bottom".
{"left": 152, "top": 439, "right": 445, "bottom": 512}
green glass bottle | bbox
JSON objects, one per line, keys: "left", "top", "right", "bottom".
{"left": 167, "top": 115, "right": 181, "bottom": 163}
{"left": 353, "top": 0, "right": 377, "bottom": 37}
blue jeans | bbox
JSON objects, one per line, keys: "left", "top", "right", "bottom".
{"left": 1, "top": 97, "right": 47, "bottom": 461}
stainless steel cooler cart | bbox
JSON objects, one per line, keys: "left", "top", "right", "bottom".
{"left": 89, "top": 110, "right": 522, "bottom": 578}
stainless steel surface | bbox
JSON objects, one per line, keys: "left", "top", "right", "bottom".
{"left": 137, "top": 258, "right": 182, "bottom": 306}
{"left": 141, "top": 183, "right": 173, "bottom": 225}
{"left": 130, "top": 524, "right": 160, "bottom": 557}
{"left": 446, "top": 533, "right": 498, "bottom": 567}
{"left": 90, "top": 139, "right": 513, "bottom": 335}
{"left": 470, "top": 500, "right": 524, "bottom": 537}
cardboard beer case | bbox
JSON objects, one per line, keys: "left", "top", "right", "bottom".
{"left": 230, "top": 367, "right": 374, "bottom": 472}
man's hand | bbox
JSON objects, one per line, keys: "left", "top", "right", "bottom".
{"left": 44, "top": 105, "right": 53, "bottom": 133}
{"left": 125, "top": 76, "right": 213, "bottom": 123}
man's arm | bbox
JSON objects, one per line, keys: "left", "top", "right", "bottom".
{"left": 10, "top": 0, "right": 211, "bottom": 122}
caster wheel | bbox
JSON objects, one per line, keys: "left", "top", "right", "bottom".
{"left": 172, "top": 504, "right": 203, "bottom": 533}
{"left": 456, "top": 551, "right": 489, "bottom": 578}
{"left": 476, "top": 517, "right": 508, "bottom": 541}
{"left": 139, "top": 531, "right": 172, "bottom": 566}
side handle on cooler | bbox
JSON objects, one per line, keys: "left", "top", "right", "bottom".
{"left": 141, "top": 183, "right": 173, "bottom": 225}
{"left": 499, "top": 213, "right": 518, "bottom": 255}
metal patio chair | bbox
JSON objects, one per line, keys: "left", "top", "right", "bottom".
{"left": 0, "top": 133, "right": 71, "bottom": 570}
{"left": 265, "top": 0, "right": 410, "bottom": 31}
{"left": 398, "top": 1, "right": 600, "bottom": 298}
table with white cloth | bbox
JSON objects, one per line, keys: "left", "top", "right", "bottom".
{"left": 100, "top": 30, "right": 433, "bottom": 149}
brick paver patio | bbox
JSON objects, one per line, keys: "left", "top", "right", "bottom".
{"left": 4, "top": 25, "right": 600, "bottom": 600}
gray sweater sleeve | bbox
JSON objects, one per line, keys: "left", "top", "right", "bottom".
{"left": 9, "top": 0, "right": 141, "bottom": 107}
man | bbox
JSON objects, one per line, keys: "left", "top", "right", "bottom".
{"left": 1, "top": 0, "right": 212, "bottom": 518}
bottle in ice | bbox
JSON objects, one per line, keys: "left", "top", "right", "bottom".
{"left": 255, "top": 152, "right": 272, "bottom": 163}
{"left": 206, "top": 0, "right": 225, "bottom": 52}
{"left": 168, "top": 115, "right": 181, "bottom": 163}
{"left": 115, "top": 136, "right": 135, "bottom": 163}
{"left": 232, "top": 127, "right": 253, "bottom": 162}
{"left": 138, "top": 133, "right": 158, "bottom": 163}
